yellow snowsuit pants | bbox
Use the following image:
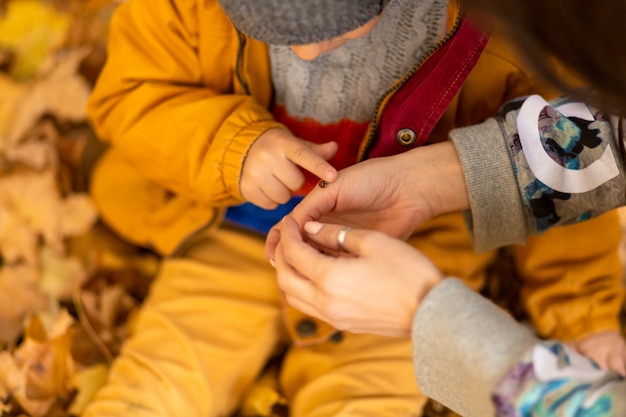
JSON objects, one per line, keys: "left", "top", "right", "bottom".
{"left": 82, "top": 225, "right": 426, "bottom": 417}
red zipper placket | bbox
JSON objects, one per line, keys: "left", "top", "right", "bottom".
{"left": 357, "top": 12, "right": 463, "bottom": 162}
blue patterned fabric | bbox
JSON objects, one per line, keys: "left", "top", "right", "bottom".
{"left": 493, "top": 341, "right": 624, "bottom": 416}
{"left": 505, "top": 95, "right": 621, "bottom": 233}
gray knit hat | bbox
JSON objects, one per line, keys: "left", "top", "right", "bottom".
{"left": 218, "top": 0, "right": 392, "bottom": 45}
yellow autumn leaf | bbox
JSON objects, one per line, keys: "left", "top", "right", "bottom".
{"left": 0, "top": 170, "right": 64, "bottom": 251}
{"left": 1, "top": 48, "right": 91, "bottom": 149}
{"left": 0, "top": 265, "right": 49, "bottom": 345}
{"left": 40, "top": 247, "right": 87, "bottom": 300}
{"left": 0, "top": 310, "right": 75, "bottom": 417}
{"left": 0, "top": 74, "right": 26, "bottom": 144}
{"left": 0, "top": 207, "right": 39, "bottom": 266}
{"left": 4, "top": 139, "right": 57, "bottom": 170}
{"left": 23, "top": 319, "right": 76, "bottom": 400}
{"left": 68, "top": 364, "right": 109, "bottom": 416}
{"left": 0, "top": 351, "right": 55, "bottom": 417}
{"left": 0, "top": 170, "right": 97, "bottom": 260}
{"left": 0, "top": 0, "right": 70, "bottom": 80}
{"left": 60, "top": 194, "right": 99, "bottom": 237}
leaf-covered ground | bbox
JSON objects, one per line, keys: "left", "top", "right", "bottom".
{"left": 0, "top": 2, "right": 624, "bottom": 417}
{"left": 0, "top": 2, "right": 160, "bottom": 416}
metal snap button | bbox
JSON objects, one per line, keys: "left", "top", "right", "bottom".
{"left": 295, "top": 319, "right": 317, "bottom": 337}
{"left": 330, "top": 331, "right": 344, "bottom": 344}
{"left": 396, "top": 128, "right": 417, "bottom": 146}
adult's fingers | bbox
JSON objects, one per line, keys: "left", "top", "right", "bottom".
{"left": 278, "top": 217, "right": 342, "bottom": 285}
{"left": 274, "top": 240, "right": 316, "bottom": 295}
{"left": 288, "top": 182, "right": 339, "bottom": 226}
{"left": 302, "top": 221, "right": 372, "bottom": 256}
{"left": 265, "top": 224, "right": 281, "bottom": 261}
{"left": 607, "top": 345, "right": 626, "bottom": 376}
{"left": 283, "top": 292, "right": 323, "bottom": 321}
{"left": 273, "top": 237, "right": 324, "bottom": 317}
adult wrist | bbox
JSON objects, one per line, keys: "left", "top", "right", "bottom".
{"left": 403, "top": 142, "right": 470, "bottom": 218}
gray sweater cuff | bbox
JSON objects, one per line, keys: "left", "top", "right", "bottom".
{"left": 412, "top": 278, "right": 537, "bottom": 417}
{"left": 449, "top": 119, "right": 528, "bottom": 251}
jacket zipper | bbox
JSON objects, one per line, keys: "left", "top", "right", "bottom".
{"left": 170, "top": 30, "right": 252, "bottom": 257}
{"left": 235, "top": 30, "right": 252, "bottom": 95}
{"left": 169, "top": 207, "right": 224, "bottom": 258}
{"left": 358, "top": 11, "right": 463, "bottom": 162}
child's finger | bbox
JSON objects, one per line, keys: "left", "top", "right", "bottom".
{"left": 285, "top": 140, "right": 338, "bottom": 182}
{"left": 273, "top": 158, "right": 307, "bottom": 191}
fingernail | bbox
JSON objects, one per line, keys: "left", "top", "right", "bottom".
{"left": 269, "top": 258, "right": 276, "bottom": 267}
{"left": 304, "top": 221, "right": 323, "bottom": 235}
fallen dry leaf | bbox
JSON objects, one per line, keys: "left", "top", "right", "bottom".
{"left": 0, "top": 0, "right": 69, "bottom": 80}
{"left": 0, "top": 208, "right": 39, "bottom": 266}
{"left": 67, "top": 363, "right": 108, "bottom": 415}
{"left": 0, "top": 266, "right": 48, "bottom": 345}
{"left": 39, "top": 247, "right": 87, "bottom": 301}
{"left": 0, "top": 2, "right": 153, "bottom": 416}
{"left": 0, "top": 310, "right": 75, "bottom": 417}
{"left": 4, "top": 139, "right": 57, "bottom": 171}
{"left": 0, "top": 74, "right": 26, "bottom": 145}
{"left": 1, "top": 48, "right": 91, "bottom": 149}
{"left": 0, "top": 169, "right": 97, "bottom": 255}
{"left": 59, "top": 194, "right": 98, "bottom": 237}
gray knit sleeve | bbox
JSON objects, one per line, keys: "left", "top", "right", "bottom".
{"left": 412, "top": 278, "right": 626, "bottom": 417}
{"left": 449, "top": 95, "right": 626, "bottom": 252}
{"left": 449, "top": 118, "right": 528, "bottom": 252}
{"left": 411, "top": 278, "right": 537, "bottom": 417}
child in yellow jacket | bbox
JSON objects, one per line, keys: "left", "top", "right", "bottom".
{"left": 83, "top": 0, "right": 625, "bottom": 416}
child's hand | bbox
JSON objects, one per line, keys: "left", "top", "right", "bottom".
{"left": 574, "top": 330, "right": 626, "bottom": 375}
{"left": 241, "top": 128, "right": 338, "bottom": 209}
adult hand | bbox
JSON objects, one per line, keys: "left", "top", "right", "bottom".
{"left": 574, "top": 330, "right": 626, "bottom": 375}
{"left": 273, "top": 217, "right": 443, "bottom": 338}
{"left": 266, "top": 141, "right": 469, "bottom": 260}
{"left": 241, "top": 128, "right": 338, "bottom": 209}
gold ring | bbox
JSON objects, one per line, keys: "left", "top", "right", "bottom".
{"left": 337, "top": 227, "right": 352, "bottom": 252}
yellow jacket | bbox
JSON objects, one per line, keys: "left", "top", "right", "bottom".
{"left": 88, "top": 0, "right": 624, "bottom": 342}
